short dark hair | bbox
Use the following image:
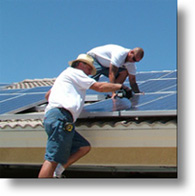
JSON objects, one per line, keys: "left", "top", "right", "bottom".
{"left": 134, "top": 47, "right": 144, "bottom": 59}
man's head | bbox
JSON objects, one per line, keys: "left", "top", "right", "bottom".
{"left": 69, "top": 54, "right": 96, "bottom": 75}
{"left": 126, "top": 47, "right": 144, "bottom": 63}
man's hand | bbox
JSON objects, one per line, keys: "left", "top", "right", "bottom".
{"left": 111, "top": 92, "right": 117, "bottom": 99}
{"left": 118, "top": 85, "right": 133, "bottom": 99}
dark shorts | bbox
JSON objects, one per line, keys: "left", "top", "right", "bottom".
{"left": 43, "top": 108, "right": 90, "bottom": 164}
{"left": 89, "top": 55, "right": 127, "bottom": 81}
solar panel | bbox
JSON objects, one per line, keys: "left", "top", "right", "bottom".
{"left": 0, "top": 86, "right": 51, "bottom": 114}
{"left": 130, "top": 93, "right": 171, "bottom": 108}
{"left": 80, "top": 70, "right": 177, "bottom": 118}
{"left": 94, "top": 71, "right": 173, "bottom": 83}
{"left": 138, "top": 93, "right": 176, "bottom": 110}
{"left": 135, "top": 71, "right": 171, "bottom": 82}
{"left": 161, "top": 70, "right": 177, "bottom": 78}
{"left": 138, "top": 78, "right": 176, "bottom": 93}
{"left": 0, "top": 93, "right": 46, "bottom": 114}
{"left": 80, "top": 92, "right": 177, "bottom": 118}
{"left": 22, "top": 86, "right": 51, "bottom": 93}
{"left": 0, "top": 85, "right": 105, "bottom": 114}
{"left": 85, "top": 89, "right": 107, "bottom": 101}
{"left": 80, "top": 97, "right": 131, "bottom": 118}
{"left": 0, "top": 94, "right": 17, "bottom": 102}
{"left": 0, "top": 89, "right": 24, "bottom": 94}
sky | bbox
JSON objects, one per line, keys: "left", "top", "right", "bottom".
{"left": 0, "top": 0, "right": 177, "bottom": 84}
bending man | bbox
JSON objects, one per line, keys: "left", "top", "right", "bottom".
{"left": 87, "top": 44, "right": 144, "bottom": 97}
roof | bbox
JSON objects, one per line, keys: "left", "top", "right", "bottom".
{"left": 0, "top": 72, "right": 177, "bottom": 168}
{"left": 0, "top": 113, "right": 176, "bottom": 130}
{"left": 5, "top": 78, "right": 55, "bottom": 89}
{"left": 0, "top": 70, "right": 177, "bottom": 129}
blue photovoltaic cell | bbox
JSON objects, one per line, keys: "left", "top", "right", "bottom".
{"left": 97, "top": 71, "right": 173, "bottom": 83}
{"left": 0, "top": 86, "right": 51, "bottom": 114}
{"left": 135, "top": 71, "right": 171, "bottom": 82}
{"left": 0, "top": 94, "right": 18, "bottom": 102}
{"left": 22, "top": 86, "right": 51, "bottom": 93}
{"left": 161, "top": 85, "right": 177, "bottom": 92}
{"left": 0, "top": 89, "right": 24, "bottom": 94}
{"left": 0, "top": 86, "right": 51, "bottom": 95}
{"left": 129, "top": 93, "right": 170, "bottom": 108}
{"left": 80, "top": 92, "right": 177, "bottom": 118}
{"left": 138, "top": 79, "right": 176, "bottom": 93}
{"left": 161, "top": 70, "right": 177, "bottom": 78}
{"left": 137, "top": 93, "right": 177, "bottom": 111}
{"left": 82, "top": 93, "right": 176, "bottom": 113}
{"left": 0, "top": 93, "right": 46, "bottom": 114}
{"left": 82, "top": 97, "right": 131, "bottom": 113}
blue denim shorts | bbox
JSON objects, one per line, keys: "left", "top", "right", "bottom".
{"left": 43, "top": 108, "right": 90, "bottom": 164}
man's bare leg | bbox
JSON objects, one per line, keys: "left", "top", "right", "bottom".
{"left": 38, "top": 160, "right": 58, "bottom": 178}
{"left": 63, "top": 146, "right": 91, "bottom": 168}
{"left": 54, "top": 146, "right": 91, "bottom": 177}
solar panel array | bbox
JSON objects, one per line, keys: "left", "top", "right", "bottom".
{"left": 0, "top": 86, "right": 51, "bottom": 114}
{"left": 0, "top": 70, "right": 177, "bottom": 117}
{"left": 81, "top": 70, "right": 177, "bottom": 117}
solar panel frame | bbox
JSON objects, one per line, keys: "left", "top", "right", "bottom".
{"left": 85, "top": 89, "right": 107, "bottom": 101}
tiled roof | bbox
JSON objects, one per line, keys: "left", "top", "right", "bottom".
{"left": 0, "top": 119, "right": 44, "bottom": 129}
{"left": 0, "top": 115, "right": 176, "bottom": 130}
{"left": 5, "top": 78, "right": 55, "bottom": 89}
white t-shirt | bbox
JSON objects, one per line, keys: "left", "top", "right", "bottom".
{"left": 87, "top": 44, "right": 136, "bottom": 75}
{"left": 45, "top": 67, "right": 96, "bottom": 122}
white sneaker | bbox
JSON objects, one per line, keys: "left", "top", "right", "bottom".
{"left": 53, "top": 173, "right": 66, "bottom": 178}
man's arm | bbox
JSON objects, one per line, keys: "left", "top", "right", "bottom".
{"left": 90, "top": 82, "right": 121, "bottom": 92}
{"left": 128, "top": 74, "right": 140, "bottom": 93}
{"left": 90, "top": 82, "right": 133, "bottom": 99}
{"left": 45, "top": 89, "right": 51, "bottom": 101}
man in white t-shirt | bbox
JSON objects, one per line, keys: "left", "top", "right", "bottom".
{"left": 87, "top": 44, "right": 144, "bottom": 97}
{"left": 38, "top": 54, "right": 132, "bottom": 178}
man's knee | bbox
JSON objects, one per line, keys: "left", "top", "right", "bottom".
{"left": 120, "top": 70, "right": 128, "bottom": 76}
{"left": 116, "top": 70, "right": 128, "bottom": 83}
{"left": 80, "top": 146, "right": 91, "bottom": 155}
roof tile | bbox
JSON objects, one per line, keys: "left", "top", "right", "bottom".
{"left": 5, "top": 78, "right": 56, "bottom": 89}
